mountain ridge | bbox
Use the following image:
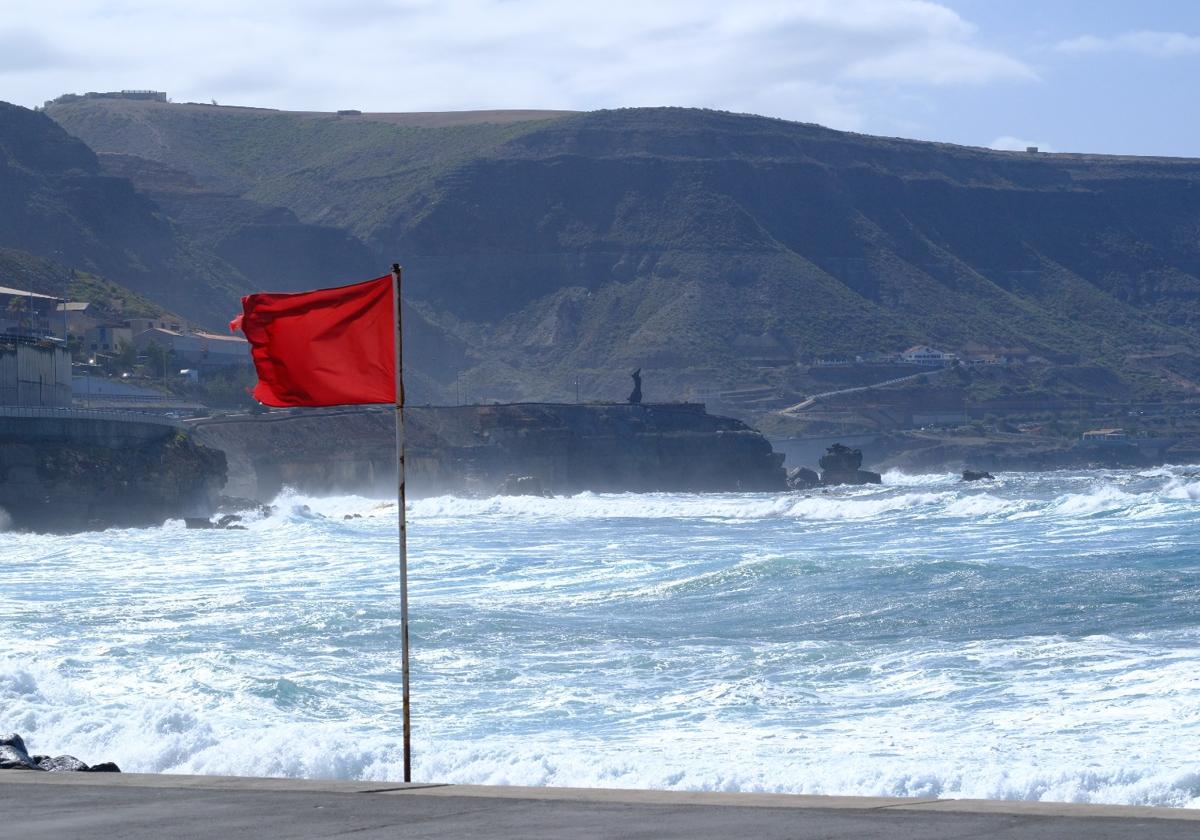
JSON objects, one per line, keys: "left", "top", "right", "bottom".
{"left": 39, "top": 97, "right": 1200, "bottom": 409}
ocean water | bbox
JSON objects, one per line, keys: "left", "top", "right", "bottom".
{"left": 3, "top": 467, "right": 1200, "bottom": 806}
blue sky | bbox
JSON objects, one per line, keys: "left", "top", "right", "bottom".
{"left": 917, "top": 0, "right": 1200, "bottom": 155}
{"left": 2, "top": 0, "right": 1198, "bottom": 156}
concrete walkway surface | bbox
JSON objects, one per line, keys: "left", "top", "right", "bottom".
{"left": 3, "top": 771, "right": 1198, "bottom": 839}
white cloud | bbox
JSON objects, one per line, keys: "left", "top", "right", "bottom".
{"left": 848, "top": 41, "right": 1036, "bottom": 85}
{"left": 0, "top": 27, "right": 73, "bottom": 73}
{"left": 1055, "top": 30, "right": 1200, "bottom": 58}
{"left": 0, "top": 0, "right": 1034, "bottom": 131}
{"left": 989, "top": 136, "right": 1055, "bottom": 153}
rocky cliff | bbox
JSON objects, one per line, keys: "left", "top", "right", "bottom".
{"left": 0, "top": 412, "right": 226, "bottom": 533}
{"left": 0, "top": 102, "right": 249, "bottom": 327}
{"left": 191, "top": 402, "right": 785, "bottom": 499}
{"left": 44, "top": 99, "right": 1200, "bottom": 408}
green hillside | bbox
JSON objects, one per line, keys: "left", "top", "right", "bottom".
{"left": 45, "top": 98, "right": 1200, "bottom": 408}
{"left": 0, "top": 247, "right": 176, "bottom": 320}
{"left": 0, "top": 101, "right": 249, "bottom": 326}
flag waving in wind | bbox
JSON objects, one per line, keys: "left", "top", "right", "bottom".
{"left": 230, "top": 274, "right": 396, "bottom": 407}
{"left": 231, "top": 265, "right": 414, "bottom": 784}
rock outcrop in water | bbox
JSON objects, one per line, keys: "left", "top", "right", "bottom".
{"left": 192, "top": 402, "right": 787, "bottom": 498}
{"left": 818, "top": 443, "right": 882, "bottom": 486}
{"left": 786, "top": 466, "right": 820, "bottom": 489}
{"left": 0, "top": 733, "right": 120, "bottom": 773}
{"left": 498, "top": 474, "right": 549, "bottom": 496}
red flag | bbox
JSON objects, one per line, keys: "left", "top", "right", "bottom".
{"left": 230, "top": 275, "right": 396, "bottom": 407}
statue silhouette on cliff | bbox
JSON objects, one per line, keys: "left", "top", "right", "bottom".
{"left": 628, "top": 368, "right": 643, "bottom": 405}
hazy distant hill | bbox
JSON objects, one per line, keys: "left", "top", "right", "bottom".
{"left": 0, "top": 102, "right": 250, "bottom": 326}
{"left": 97, "top": 152, "right": 381, "bottom": 299}
{"left": 46, "top": 98, "right": 1200, "bottom": 405}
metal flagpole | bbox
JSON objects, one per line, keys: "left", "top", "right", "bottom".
{"left": 391, "top": 263, "right": 413, "bottom": 783}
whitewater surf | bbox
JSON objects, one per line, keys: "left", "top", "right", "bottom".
{"left": 3, "top": 467, "right": 1199, "bottom": 806}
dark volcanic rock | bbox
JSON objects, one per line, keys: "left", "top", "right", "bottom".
{"left": 819, "top": 443, "right": 863, "bottom": 474}
{"left": 787, "top": 467, "right": 819, "bottom": 489}
{"left": 0, "top": 733, "right": 119, "bottom": 773}
{"left": 962, "top": 470, "right": 995, "bottom": 482}
{"left": 0, "top": 745, "right": 38, "bottom": 770}
{"left": 0, "top": 733, "right": 28, "bottom": 752}
{"left": 37, "top": 755, "right": 90, "bottom": 772}
{"left": 193, "top": 403, "right": 788, "bottom": 498}
{"left": 1, "top": 733, "right": 39, "bottom": 770}
{"left": 0, "top": 417, "right": 226, "bottom": 533}
{"left": 818, "top": 444, "right": 882, "bottom": 486}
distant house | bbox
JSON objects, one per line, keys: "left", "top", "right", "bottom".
{"left": 128, "top": 316, "right": 186, "bottom": 335}
{"left": 85, "top": 324, "right": 134, "bottom": 354}
{"left": 46, "top": 90, "right": 166, "bottom": 107}
{"left": 901, "top": 345, "right": 957, "bottom": 367}
{"left": 0, "top": 285, "right": 64, "bottom": 339}
{"left": 55, "top": 301, "right": 99, "bottom": 338}
{"left": 966, "top": 353, "right": 1009, "bottom": 366}
{"left": 1081, "top": 428, "right": 1127, "bottom": 442}
{"left": 855, "top": 351, "right": 900, "bottom": 365}
{"left": 133, "top": 327, "right": 250, "bottom": 369}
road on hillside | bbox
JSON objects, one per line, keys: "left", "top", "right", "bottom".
{"left": 782, "top": 366, "right": 953, "bottom": 415}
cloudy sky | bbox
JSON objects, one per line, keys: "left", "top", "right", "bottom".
{"left": 2, "top": 0, "right": 1198, "bottom": 155}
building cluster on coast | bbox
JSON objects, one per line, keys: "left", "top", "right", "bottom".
{"left": 812, "top": 344, "right": 1025, "bottom": 368}
{"left": 0, "top": 285, "right": 250, "bottom": 409}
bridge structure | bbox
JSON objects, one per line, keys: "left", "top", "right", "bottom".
{"left": 0, "top": 405, "right": 185, "bottom": 429}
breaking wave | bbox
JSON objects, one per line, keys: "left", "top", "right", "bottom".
{"left": 5, "top": 465, "right": 1200, "bottom": 808}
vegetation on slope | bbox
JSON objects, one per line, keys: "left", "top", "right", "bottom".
{"left": 0, "top": 247, "right": 176, "bottom": 320}
{"left": 0, "top": 101, "right": 250, "bottom": 328}
{"left": 44, "top": 99, "right": 1200, "bottom": 409}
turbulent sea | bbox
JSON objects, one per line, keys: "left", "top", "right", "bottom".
{"left": 4, "top": 467, "right": 1200, "bottom": 806}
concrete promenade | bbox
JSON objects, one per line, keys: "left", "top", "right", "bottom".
{"left": 3, "top": 771, "right": 1199, "bottom": 839}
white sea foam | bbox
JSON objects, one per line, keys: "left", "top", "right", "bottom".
{"left": 5, "top": 654, "right": 1199, "bottom": 807}
{"left": 5, "top": 467, "right": 1200, "bottom": 807}
{"left": 1048, "top": 485, "right": 1137, "bottom": 517}
{"left": 880, "top": 469, "right": 961, "bottom": 487}
{"left": 1163, "top": 479, "right": 1200, "bottom": 501}
{"left": 407, "top": 489, "right": 959, "bottom": 523}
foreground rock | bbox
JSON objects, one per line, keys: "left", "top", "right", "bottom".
{"left": 962, "top": 470, "right": 995, "bottom": 482}
{"left": 818, "top": 443, "right": 882, "bottom": 486}
{"left": 0, "top": 733, "right": 119, "bottom": 773}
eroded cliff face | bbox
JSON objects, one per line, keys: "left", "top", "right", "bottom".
{"left": 0, "top": 415, "right": 226, "bottom": 533}
{"left": 191, "top": 403, "right": 786, "bottom": 500}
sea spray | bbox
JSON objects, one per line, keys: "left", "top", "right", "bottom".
{"left": 3, "top": 467, "right": 1200, "bottom": 806}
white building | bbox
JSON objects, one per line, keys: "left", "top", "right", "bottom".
{"left": 133, "top": 327, "right": 250, "bottom": 368}
{"left": 901, "top": 345, "right": 957, "bottom": 367}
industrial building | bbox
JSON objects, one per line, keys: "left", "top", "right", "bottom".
{"left": 0, "top": 286, "right": 72, "bottom": 407}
